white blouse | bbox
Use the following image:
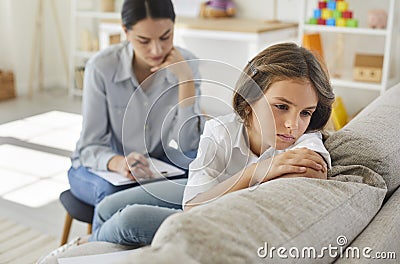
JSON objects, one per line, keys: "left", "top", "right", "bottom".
{"left": 182, "top": 113, "right": 331, "bottom": 207}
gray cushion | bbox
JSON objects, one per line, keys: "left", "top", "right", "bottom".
{"left": 334, "top": 187, "right": 400, "bottom": 264}
{"left": 324, "top": 84, "right": 400, "bottom": 198}
{"left": 115, "top": 177, "right": 386, "bottom": 263}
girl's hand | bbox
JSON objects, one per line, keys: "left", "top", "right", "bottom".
{"left": 253, "top": 148, "right": 327, "bottom": 184}
{"left": 150, "top": 47, "right": 193, "bottom": 81}
{"left": 279, "top": 167, "right": 328, "bottom": 180}
{"left": 107, "top": 152, "right": 153, "bottom": 180}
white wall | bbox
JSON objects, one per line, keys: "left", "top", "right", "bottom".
{"left": 1, "top": 0, "right": 398, "bottom": 116}
{"left": 173, "top": 0, "right": 301, "bottom": 22}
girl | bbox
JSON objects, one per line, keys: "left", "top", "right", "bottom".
{"left": 68, "top": 0, "right": 204, "bottom": 206}
{"left": 183, "top": 42, "right": 335, "bottom": 210}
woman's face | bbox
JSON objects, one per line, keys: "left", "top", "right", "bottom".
{"left": 125, "top": 18, "right": 174, "bottom": 68}
{"left": 249, "top": 79, "right": 318, "bottom": 151}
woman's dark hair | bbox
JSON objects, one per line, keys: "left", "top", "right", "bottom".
{"left": 122, "top": 0, "right": 176, "bottom": 29}
{"left": 233, "top": 42, "right": 335, "bottom": 132}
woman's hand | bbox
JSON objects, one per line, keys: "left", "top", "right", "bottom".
{"left": 252, "top": 148, "right": 327, "bottom": 185}
{"left": 107, "top": 152, "right": 153, "bottom": 180}
{"left": 150, "top": 47, "right": 193, "bottom": 81}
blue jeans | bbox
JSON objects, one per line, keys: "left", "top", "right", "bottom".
{"left": 89, "top": 178, "right": 187, "bottom": 246}
{"left": 68, "top": 149, "right": 197, "bottom": 206}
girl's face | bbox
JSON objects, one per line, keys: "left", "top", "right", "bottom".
{"left": 249, "top": 79, "right": 318, "bottom": 151}
{"left": 125, "top": 18, "right": 174, "bottom": 68}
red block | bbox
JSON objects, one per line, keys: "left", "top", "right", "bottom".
{"left": 317, "top": 18, "right": 326, "bottom": 25}
{"left": 342, "top": 11, "right": 353, "bottom": 18}
{"left": 318, "top": 1, "right": 327, "bottom": 9}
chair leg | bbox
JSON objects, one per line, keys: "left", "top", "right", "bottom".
{"left": 87, "top": 224, "right": 92, "bottom": 235}
{"left": 60, "top": 213, "right": 73, "bottom": 245}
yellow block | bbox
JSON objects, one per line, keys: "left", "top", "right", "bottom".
{"left": 321, "top": 9, "right": 332, "bottom": 19}
{"left": 337, "top": 1, "right": 348, "bottom": 12}
{"left": 330, "top": 96, "right": 348, "bottom": 130}
{"left": 337, "top": 18, "right": 347, "bottom": 27}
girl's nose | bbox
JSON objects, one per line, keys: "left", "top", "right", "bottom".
{"left": 284, "top": 114, "right": 299, "bottom": 130}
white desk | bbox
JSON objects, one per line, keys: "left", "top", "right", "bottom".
{"left": 174, "top": 17, "right": 298, "bottom": 69}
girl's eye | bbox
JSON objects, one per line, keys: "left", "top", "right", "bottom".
{"left": 301, "top": 110, "right": 312, "bottom": 117}
{"left": 275, "top": 104, "right": 288, "bottom": 110}
{"left": 160, "top": 35, "right": 170, "bottom": 41}
{"left": 138, "top": 40, "right": 150, "bottom": 45}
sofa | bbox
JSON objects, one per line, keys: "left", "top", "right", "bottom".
{"left": 43, "top": 83, "right": 400, "bottom": 263}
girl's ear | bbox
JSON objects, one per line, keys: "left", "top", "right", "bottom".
{"left": 244, "top": 106, "right": 252, "bottom": 127}
{"left": 122, "top": 25, "right": 129, "bottom": 34}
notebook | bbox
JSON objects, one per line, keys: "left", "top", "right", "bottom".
{"left": 89, "top": 158, "right": 185, "bottom": 186}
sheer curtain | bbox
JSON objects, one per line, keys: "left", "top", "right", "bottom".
{"left": 0, "top": 0, "right": 70, "bottom": 95}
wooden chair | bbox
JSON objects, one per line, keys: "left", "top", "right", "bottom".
{"left": 59, "top": 189, "right": 94, "bottom": 245}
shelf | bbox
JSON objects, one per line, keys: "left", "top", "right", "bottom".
{"left": 302, "top": 25, "right": 387, "bottom": 36}
{"left": 75, "top": 11, "right": 120, "bottom": 20}
{"left": 330, "top": 78, "right": 382, "bottom": 91}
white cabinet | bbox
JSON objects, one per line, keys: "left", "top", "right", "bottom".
{"left": 69, "top": 0, "right": 122, "bottom": 96}
{"left": 298, "top": 0, "right": 399, "bottom": 98}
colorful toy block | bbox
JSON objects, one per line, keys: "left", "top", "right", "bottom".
{"left": 318, "top": 1, "right": 327, "bottom": 9}
{"left": 314, "top": 9, "right": 322, "bottom": 19}
{"left": 317, "top": 18, "right": 326, "bottom": 25}
{"left": 309, "top": 17, "right": 318, "bottom": 24}
{"left": 337, "top": 18, "right": 346, "bottom": 27}
{"left": 337, "top": 1, "right": 348, "bottom": 12}
{"left": 327, "top": 1, "right": 336, "bottom": 10}
{"left": 332, "top": 10, "right": 342, "bottom": 18}
{"left": 326, "top": 18, "right": 336, "bottom": 26}
{"left": 346, "top": 19, "right": 358, "bottom": 27}
{"left": 342, "top": 11, "right": 353, "bottom": 19}
{"left": 322, "top": 9, "right": 333, "bottom": 19}
{"left": 306, "top": 1, "right": 357, "bottom": 28}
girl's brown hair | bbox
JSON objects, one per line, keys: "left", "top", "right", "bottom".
{"left": 233, "top": 42, "right": 334, "bottom": 132}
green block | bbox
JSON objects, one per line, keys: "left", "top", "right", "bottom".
{"left": 346, "top": 19, "right": 358, "bottom": 27}
{"left": 333, "top": 10, "right": 342, "bottom": 19}
{"left": 308, "top": 18, "right": 318, "bottom": 24}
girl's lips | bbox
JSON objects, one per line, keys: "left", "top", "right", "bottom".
{"left": 277, "top": 134, "right": 295, "bottom": 142}
{"left": 149, "top": 56, "right": 164, "bottom": 61}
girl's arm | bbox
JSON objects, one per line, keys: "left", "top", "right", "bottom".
{"left": 184, "top": 147, "right": 326, "bottom": 211}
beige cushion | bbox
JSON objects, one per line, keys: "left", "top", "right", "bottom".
{"left": 325, "top": 84, "right": 400, "bottom": 198}
{"left": 334, "top": 187, "right": 400, "bottom": 264}
{"left": 115, "top": 177, "right": 386, "bottom": 263}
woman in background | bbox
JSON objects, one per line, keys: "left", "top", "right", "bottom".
{"left": 69, "top": 0, "right": 204, "bottom": 206}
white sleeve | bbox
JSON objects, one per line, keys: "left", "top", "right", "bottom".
{"left": 182, "top": 120, "right": 228, "bottom": 208}
{"left": 290, "top": 132, "right": 331, "bottom": 169}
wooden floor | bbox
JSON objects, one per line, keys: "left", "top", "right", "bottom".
{"left": 0, "top": 216, "right": 59, "bottom": 263}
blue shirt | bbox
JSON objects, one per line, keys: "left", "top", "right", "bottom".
{"left": 71, "top": 41, "right": 204, "bottom": 171}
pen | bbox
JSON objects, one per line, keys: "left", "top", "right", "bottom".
{"left": 130, "top": 160, "right": 142, "bottom": 168}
